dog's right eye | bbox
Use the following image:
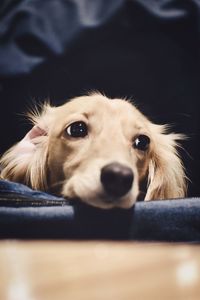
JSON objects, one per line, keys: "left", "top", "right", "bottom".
{"left": 65, "top": 121, "right": 88, "bottom": 138}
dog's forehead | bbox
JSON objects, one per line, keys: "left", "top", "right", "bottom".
{"left": 59, "top": 95, "right": 145, "bottom": 121}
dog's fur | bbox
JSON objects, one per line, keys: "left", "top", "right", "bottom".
{"left": 0, "top": 93, "right": 187, "bottom": 208}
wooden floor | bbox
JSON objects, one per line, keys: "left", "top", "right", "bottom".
{"left": 0, "top": 241, "right": 199, "bottom": 300}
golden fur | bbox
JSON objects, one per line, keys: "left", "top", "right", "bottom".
{"left": 0, "top": 93, "right": 187, "bottom": 208}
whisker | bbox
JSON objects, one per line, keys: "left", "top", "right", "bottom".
{"left": 49, "top": 180, "right": 65, "bottom": 192}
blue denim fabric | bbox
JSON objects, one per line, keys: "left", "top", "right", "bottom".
{"left": 0, "top": 179, "right": 200, "bottom": 241}
{"left": 0, "top": 179, "right": 64, "bottom": 201}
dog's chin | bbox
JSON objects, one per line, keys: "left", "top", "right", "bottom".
{"left": 66, "top": 192, "right": 137, "bottom": 209}
{"left": 62, "top": 179, "right": 138, "bottom": 209}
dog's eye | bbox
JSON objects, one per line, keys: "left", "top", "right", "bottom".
{"left": 133, "top": 135, "right": 150, "bottom": 151}
{"left": 66, "top": 121, "right": 88, "bottom": 138}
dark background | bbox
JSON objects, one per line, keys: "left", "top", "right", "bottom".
{"left": 0, "top": 0, "right": 199, "bottom": 197}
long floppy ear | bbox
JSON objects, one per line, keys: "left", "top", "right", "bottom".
{"left": 145, "top": 125, "right": 187, "bottom": 201}
{"left": 0, "top": 103, "right": 54, "bottom": 191}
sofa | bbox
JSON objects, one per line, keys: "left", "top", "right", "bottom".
{"left": 0, "top": 0, "right": 199, "bottom": 241}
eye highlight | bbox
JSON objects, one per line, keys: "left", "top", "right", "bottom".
{"left": 133, "top": 135, "right": 150, "bottom": 151}
{"left": 65, "top": 121, "right": 88, "bottom": 138}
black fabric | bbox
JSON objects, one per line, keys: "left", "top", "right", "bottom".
{"left": 0, "top": 198, "right": 200, "bottom": 242}
{"left": 0, "top": 0, "right": 199, "bottom": 197}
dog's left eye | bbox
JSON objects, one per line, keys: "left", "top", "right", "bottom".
{"left": 133, "top": 135, "right": 150, "bottom": 151}
{"left": 66, "top": 121, "right": 88, "bottom": 138}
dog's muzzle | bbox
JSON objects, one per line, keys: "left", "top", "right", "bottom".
{"left": 100, "top": 162, "right": 134, "bottom": 198}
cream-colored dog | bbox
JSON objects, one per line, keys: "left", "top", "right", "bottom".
{"left": 0, "top": 93, "right": 187, "bottom": 208}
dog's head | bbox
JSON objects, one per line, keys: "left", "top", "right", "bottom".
{"left": 0, "top": 93, "right": 187, "bottom": 208}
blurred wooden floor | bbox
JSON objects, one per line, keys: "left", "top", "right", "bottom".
{"left": 0, "top": 241, "right": 199, "bottom": 300}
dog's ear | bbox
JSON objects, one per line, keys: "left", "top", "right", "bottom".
{"left": 0, "top": 103, "right": 54, "bottom": 190}
{"left": 145, "top": 126, "right": 187, "bottom": 201}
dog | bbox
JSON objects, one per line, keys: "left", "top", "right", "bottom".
{"left": 0, "top": 93, "right": 187, "bottom": 209}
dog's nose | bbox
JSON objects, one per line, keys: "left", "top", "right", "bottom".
{"left": 100, "top": 162, "right": 134, "bottom": 198}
